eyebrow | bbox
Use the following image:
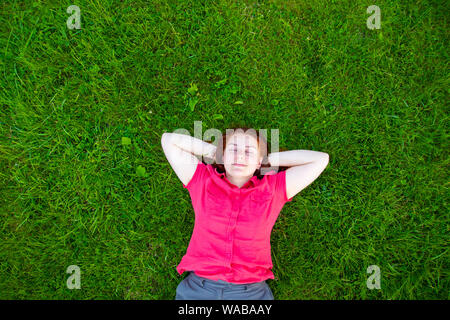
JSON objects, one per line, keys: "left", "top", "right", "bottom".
{"left": 231, "top": 143, "right": 257, "bottom": 150}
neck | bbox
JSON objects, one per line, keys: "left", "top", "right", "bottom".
{"left": 226, "top": 173, "right": 253, "bottom": 188}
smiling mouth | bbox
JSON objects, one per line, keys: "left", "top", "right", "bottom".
{"left": 233, "top": 163, "right": 246, "bottom": 167}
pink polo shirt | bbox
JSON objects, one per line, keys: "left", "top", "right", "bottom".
{"left": 176, "top": 161, "right": 293, "bottom": 284}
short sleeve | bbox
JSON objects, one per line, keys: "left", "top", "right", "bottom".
{"left": 182, "top": 161, "right": 208, "bottom": 191}
{"left": 275, "top": 170, "right": 294, "bottom": 203}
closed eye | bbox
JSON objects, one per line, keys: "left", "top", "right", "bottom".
{"left": 231, "top": 148, "right": 253, "bottom": 154}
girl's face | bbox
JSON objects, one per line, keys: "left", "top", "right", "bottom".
{"left": 223, "top": 132, "right": 263, "bottom": 177}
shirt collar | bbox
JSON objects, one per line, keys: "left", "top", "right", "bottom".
{"left": 213, "top": 166, "right": 258, "bottom": 188}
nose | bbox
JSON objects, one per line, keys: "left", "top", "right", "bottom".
{"left": 234, "top": 151, "right": 246, "bottom": 163}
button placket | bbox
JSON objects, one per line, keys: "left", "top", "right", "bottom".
{"left": 225, "top": 191, "right": 240, "bottom": 266}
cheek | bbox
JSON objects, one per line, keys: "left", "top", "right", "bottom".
{"left": 247, "top": 154, "right": 259, "bottom": 164}
{"left": 223, "top": 152, "right": 231, "bottom": 162}
{"left": 224, "top": 151, "right": 237, "bottom": 161}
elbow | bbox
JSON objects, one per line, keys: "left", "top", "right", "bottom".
{"left": 321, "top": 153, "right": 330, "bottom": 165}
{"left": 161, "top": 132, "right": 170, "bottom": 140}
{"left": 161, "top": 132, "right": 178, "bottom": 150}
{"left": 161, "top": 132, "right": 170, "bottom": 147}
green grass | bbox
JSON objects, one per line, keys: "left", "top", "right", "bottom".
{"left": 0, "top": 0, "right": 448, "bottom": 299}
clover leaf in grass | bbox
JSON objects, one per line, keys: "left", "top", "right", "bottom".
{"left": 136, "top": 165, "right": 147, "bottom": 177}
{"left": 90, "top": 65, "right": 100, "bottom": 73}
{"left": 121, "top": 137, "right": 131, "bottom": 145}
{"left": 189, "top": 97, "right": 199, "bottom": 111}
{"left": 188, "top": 83, "right": 198, "bottom": 95}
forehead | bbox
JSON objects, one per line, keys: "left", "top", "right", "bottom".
{"left": 226, "top": 132, "right": 259, "bottom": 149}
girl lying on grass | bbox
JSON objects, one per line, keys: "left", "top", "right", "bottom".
{"left": 161, "top": 127, "right": 329, "bottom": 300}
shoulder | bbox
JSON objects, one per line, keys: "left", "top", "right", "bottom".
{"left": 182, "top": 161, "right": 211, "bottom": 189}
{"left": 261, "top": 169, "right": 293, "bottom": 203}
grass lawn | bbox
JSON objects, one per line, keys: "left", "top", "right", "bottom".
{"left": 0, "top": 0, "right": 448, "bottom": 299}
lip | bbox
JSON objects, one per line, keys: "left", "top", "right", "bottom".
{"left": 233, "top": 163, "right": 246, "bottom": 167}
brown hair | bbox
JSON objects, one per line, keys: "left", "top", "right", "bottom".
{"left": 204, "top": 126, "right": 289, "bottom": 180}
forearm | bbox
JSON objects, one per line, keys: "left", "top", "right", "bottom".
{"left": 162, "top": 132, "right": 216, "bottom": 159}
{"left": 268, "top": 150, "right": 329, "bottom": 167}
